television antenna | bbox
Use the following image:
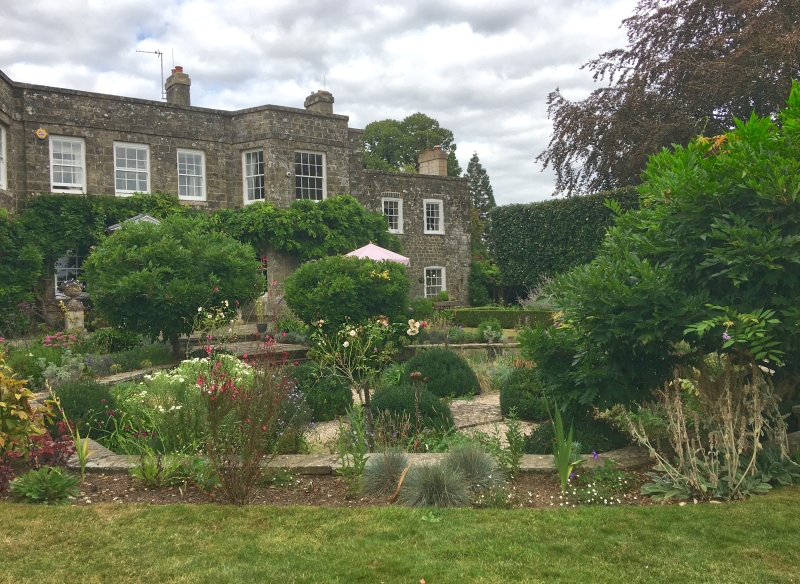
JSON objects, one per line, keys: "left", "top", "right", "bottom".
{"left": 136, "top": 49, "right": 165, "bottom": 100}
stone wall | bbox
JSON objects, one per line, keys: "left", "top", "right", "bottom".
{"left": 0, "top": 69, "right": 472, "bottom": 305}
{"left": 360, "top": 170, "right": 471, "bottom": 301}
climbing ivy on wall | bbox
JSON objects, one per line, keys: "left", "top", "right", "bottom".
{"left": 11, "top": 192, "right": 399, "bottom": 283}
{"left": 490, "top": 187, "right": 639, "bottom": 288}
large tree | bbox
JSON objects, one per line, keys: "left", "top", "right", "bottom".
{"left": 465, "top": 152, "right": 496, "bottom": 226}
{"left": 362, "top": 113, "right": 462, "bottom": 176}
{"left": 537, "top": 0, "right": 800, "bottom": 196}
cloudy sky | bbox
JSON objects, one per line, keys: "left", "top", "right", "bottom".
{"left": 0, "top": 0, "right": 636, "bottom": 205}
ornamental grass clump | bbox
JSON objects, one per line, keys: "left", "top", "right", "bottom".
{"left": 200, "top": 356, "right": 310, "bottom": 505}
{"left": 398, "top": 463, "right": 470, "bottom": 508}
{"left": 442, "top": 444, "right": 503, "bottom": 493}
{"left": 362, "top": 449, "right": 410, "bottom": 497}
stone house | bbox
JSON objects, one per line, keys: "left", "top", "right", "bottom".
{"left": 0, "top": 66, "right": 471, "bottom": 302}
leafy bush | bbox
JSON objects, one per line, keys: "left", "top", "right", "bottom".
{"left": 4, "top": 343, "right": 65, "bottom": 388}
{"left": 447, "top": 326, "right": 480, "bottom": 344}
{"left": 398, "top": 463, "right": 470, "bottom": 508}
{"left": 87, "top": 329, "right": 141, "bottom": 354}
{"left": 477, "top": 318, "right": 504, "bottom": 343}
{"left": 100, "top": 342, "right": 173, "bottom": 373}
{"left": 442, "top": 444, "right": 502, "bottom": 492}
{"left": 362, "top": 450, "right": 410, "bottom": 497}
{"left": 1, "top": 355, "right": 50, "bottom": 455}
{"left": 285, "top": 256, "right": 411, "bottom": 332}
{"left": 409, "top": 297, "right": 435, "bottom": 320}
{"left": 130, "top": 453, "right": 187, "bottom": 489}
{"left": 499, "top": 367, "right": 549, "bottom": 421}
{"left": 520, "top": 84, "right": 800, "bottom": 410}
{"left": 452, "top": 308, "right": 553, "bottom": 329}
{"left": 404, "top": 348, "right": 480, "bottom": 398}
{"left": 524, "top": 414, "right": 631, "bottom": 455}
{"left": 9, "top": 467, "right": 80, "bottom": 504}
{"left": 291, "top": 362, "right": 353, "bottom": 422}
{"left": 490, "top": 187, "right": 640, "bottom": 289}
{"left": 371, "top": 384, "right": 454, "bottom": 432}
{"left": 83, "top": 214, "right": 263, "bottom": 353}
{"left": 52, "top": 380, "right": 115, "bottom": 438}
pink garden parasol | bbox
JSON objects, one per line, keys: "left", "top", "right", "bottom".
{"left": 345, "top": 242, "right": 410, "bottom": 266}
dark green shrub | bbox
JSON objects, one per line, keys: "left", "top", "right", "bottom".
{"left": 371, "top": 384, "right": 454, "bottom": 432}
{"left": 404, "top": 348, "right": 480, "bottom": 398}
{"left": 363, "top": 450, "right": 410, "bottom": 497}
{"left": 52, "top": 380, "right": 115, "bottom": 438}
{"left": 291, "top": 363, "right": 353, "bottom": 422}
{"left": 447, "top": 326, "right": 480, "bottom": 344}
{"left": 477, "top": 318, "right": 504, "bottom": 343}
{"left": 409, "top": 297, "right": 435, "bottom": 320}
{"left": 284, "top": 256, "right": 411, "bottom": 332}
{"left": 499, "top": 368, "right": 549, "bottom": 421}
{"left": 87, "top": 329, "right": 141, "bottom": 354}
{"left": 398, "top": 463, "right": 470, "bottom": 508}
{"left": 524, "top": 414, "right": 631, "bottom": 455}
{"left": 452, "top": 308, "right": 554, "bottom": 329}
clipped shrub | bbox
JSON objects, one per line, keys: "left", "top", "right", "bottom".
{"left": 371, "top": 385, "right": 454, "bottom": 432}
{"left": 87, "top": 329, "right": 141, "bottom": 354}
{"left": 490, "top": 186, "right": 640, "bottom": 289}
{"left": 362, "top": 450, "right": 410, "bottom": 497}
{"left": 524, "top": 414, "right": 631, "bottom": 455}
{"left": 9, "top": 467, "right": 80, "bottom": 505}
{"left": 477, "top": 318, "right": 504, "bottom": 343}
{"left": 291, "top": 362, "right": 353, "bottom": 422}
{"left": 452, "top": 308, "right": 554, "bottom": 329}
{"left": 285, "top": 255, "right": 411, "bottom": 332}
{"left": 398, "top": 463, "right": 470, "bottom": 508}
{"left": 442, "top": 444, "right": 503, "bottom": 492}
{"left": 404, "top": 347, "right": 480, "bottom": 398}
{"left": 499, "top": 367, "right": 549, "bottom": 421}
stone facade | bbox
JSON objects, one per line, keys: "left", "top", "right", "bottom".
{"left": 0, "top": 67, "right": 471, "bottom": 301}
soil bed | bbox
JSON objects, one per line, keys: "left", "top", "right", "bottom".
{"left": 1, "top": 468, "right": 656, "bottom": 509}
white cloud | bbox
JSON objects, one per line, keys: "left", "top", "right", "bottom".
{"left": 0, "top": 0, "right": 636, "bottom": 204}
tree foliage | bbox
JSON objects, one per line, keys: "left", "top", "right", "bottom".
{"left": 362, "top": 113, "right": 462, "bottom": 176}
{"left": 465, "top": 152, "right": 496, "bottom": 225}
{"left": 0, "top": 209, "right": 42, "bottom": 314}
{"left": 284, "top": 256, "right": 411, "bottom": 331}
{"left": 521, "top": 82, "right": 800, "bottom": 409}
{"left": 82, "top": 215, "right": 263, "bottom": 350}
{"left": 537, "top": 0, "right": 800, "bottom": 196}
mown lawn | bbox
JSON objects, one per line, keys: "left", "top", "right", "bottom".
{"left": 1, "top": 485, "right": 798, "bottom": 583}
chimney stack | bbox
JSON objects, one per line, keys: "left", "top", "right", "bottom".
{"left": 165, "top": 66, "right": 191, "bottom": 106}
{"left": 304, "top": 90, "right": 334, "bottom": 114}
{"left": 418, "top": 145, "right": 448, "bottom": 176}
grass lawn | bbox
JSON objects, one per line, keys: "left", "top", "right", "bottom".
{"left": 1, "top": 485, "right": 798, "bottom": 583}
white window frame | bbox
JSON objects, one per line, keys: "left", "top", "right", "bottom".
{"left": 294, "top": 150, "right": 326, "bottom": 201}
{"left": 177, "top": 148, "right": 206, "bottom": 201}
{"left": 424, "top": 266, "right": 446, "bottom": 299}
{"left": 54, "top": 250, "right": 84, "bottom": 298}
{"left": 381, "top": 195, "right": 403, "bottom": 234}
{"left": 242, "top": 149, "right": 265, "bottom": 204}
{"left": 423, "top": 198, "right": 445, "bottom": 234}
{"left": 113, "top": 142, "right": 150, "bottom": 196}
{"left": 49, "top": 136, "right": 86, "bottom": 194}
{"left": 0, "top": 125, "right": 7, "bottom": 190}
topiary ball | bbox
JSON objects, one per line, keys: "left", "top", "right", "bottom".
{"left": 371, "top": 384, "right": 454, "bottom": 432}
{"left": 404, "top": 347, "right": 480, "bottom": 398}
{"left": 499, "top": 367, "right": 550, "bottom": 421}
{"left": 291, "top": 362, "right": 353, "bottom": 422}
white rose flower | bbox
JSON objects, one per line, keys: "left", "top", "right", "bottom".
{"left": 343, "top": 341, "right": 350, "bottom": 348}
{"left": 349, "top": 330, "right": 357, "bottom": 337}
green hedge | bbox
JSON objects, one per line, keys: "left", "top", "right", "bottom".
{"left": 404, "top": 347, "right": 480, "bottom": 398}
{"left": 452, "top": 309, "right": 553, "bottom": 329}
{"left": 490, "top": 187, "right": 639, "bottom": 288}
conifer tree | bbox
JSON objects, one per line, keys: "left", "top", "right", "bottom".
{"left": 465, "top": 152, "right": 496, "bottom": 224}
